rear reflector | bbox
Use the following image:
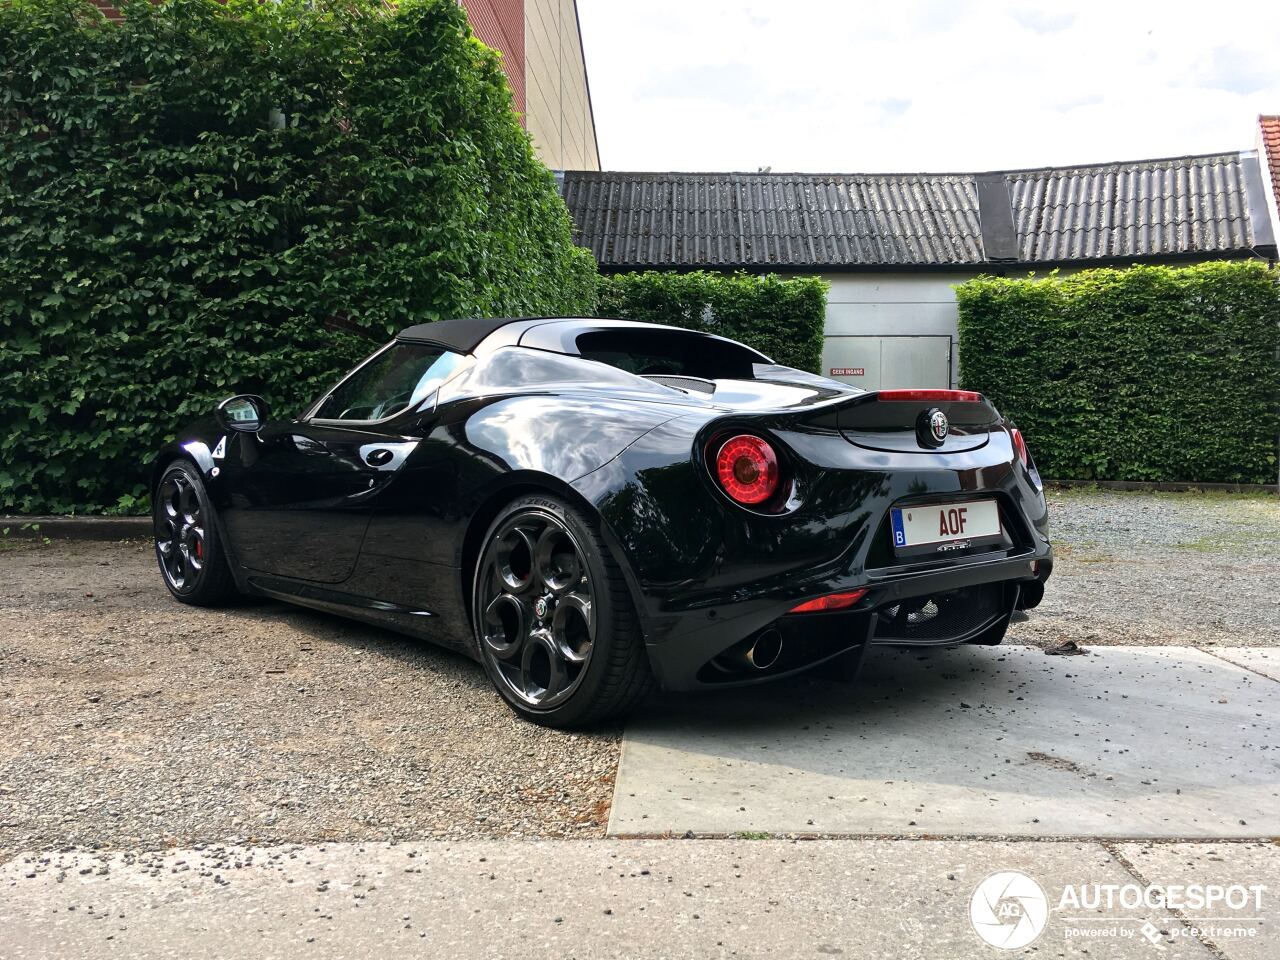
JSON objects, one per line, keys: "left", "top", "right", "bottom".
{"left": 876, "top": 389, "right": 983, "bottom": 403}
{"left": 1010, "top": 428, "right": 1029, "bottom": 466}
{"left": 789, "top": 588, "right": 868, "bottom": 614}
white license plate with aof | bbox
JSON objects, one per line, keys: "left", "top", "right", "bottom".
{"left": 890, "top": 499, "right": 1002, "bottom": 555}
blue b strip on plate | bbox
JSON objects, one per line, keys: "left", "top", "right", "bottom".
{"left": 890, "top": 508, "right": 906, "bottom": 547}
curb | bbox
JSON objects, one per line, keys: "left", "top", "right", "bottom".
{"left": 4, "top": 479, "right": 1275, "bottom": 543}
{"left": 1, "top": 515, "right": 151, "bottom": 541}
{"left": 1046, "top": 479, "right": 1278, "bottom": 495}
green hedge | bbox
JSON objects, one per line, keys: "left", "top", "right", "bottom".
{"left": 0, "top": 0, "right": 597, "bottom": 514}
{"left": 957, "top": 261, "right": 1280, "bottom": 484}
{"left": 596, "top": 271, "right": 828, "bottom": 373}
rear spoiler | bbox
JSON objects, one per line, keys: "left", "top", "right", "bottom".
{"left": 874, "top": 389, "right": 984, "bottom": 404}
{"left": 843, "top": 389, "right": 1000, "bottom": 427}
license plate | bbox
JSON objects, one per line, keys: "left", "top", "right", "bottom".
{"left": 890, "top": 500, "right": 1003, "bottom": 556}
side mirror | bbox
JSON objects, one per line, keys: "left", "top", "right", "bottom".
{"left": 216, "top": 395, "right": 269, "bottom": 433}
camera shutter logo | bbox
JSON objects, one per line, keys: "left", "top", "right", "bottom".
{"left": 970, "top": 871, "right": 1048, "bottom": 949}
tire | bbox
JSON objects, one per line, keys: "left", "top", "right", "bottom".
{"left": 471, "top": 493, "right": 653, "bottom": 728}
{"left": 153, "top": 460, "right": 239, "bottom": 606}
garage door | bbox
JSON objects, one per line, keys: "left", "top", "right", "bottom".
{"left": 820, "top": 336, "right": 952, "bottom": 390}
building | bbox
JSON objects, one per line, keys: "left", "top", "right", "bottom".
{"left": 87, "top": 0, "right": 601, "bottom": 171}
{"left": 562, "top": 145, "right": 1278, "bottom": 390}
{"left": 461, "top": 0, "right": 600, "bottom": 170}
{"left": 1259, "top": 115, "right": 1280, "bottom": 243}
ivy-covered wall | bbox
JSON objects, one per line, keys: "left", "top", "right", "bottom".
{"left": 596, "top": 271, "right": 829, "bottom": 374}
{"left": 0, "top": 0, "right": 597, "bottom": 514}
{"left": 956, "top": 261, "right": 1280, "bottom": 484}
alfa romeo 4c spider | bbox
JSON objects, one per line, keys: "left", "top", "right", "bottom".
{"left": 152, "top": 316, "right": 1052, "bottom": 726}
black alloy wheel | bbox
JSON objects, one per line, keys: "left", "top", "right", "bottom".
{"left": 154, "top": 461, "right": 237, "bottom": 605}
{"left": 473, "top": 495, "right": 652, "bottom": 726}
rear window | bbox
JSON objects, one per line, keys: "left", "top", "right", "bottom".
{"left": 575, "top": 329, "right": 761, "bottom": 380}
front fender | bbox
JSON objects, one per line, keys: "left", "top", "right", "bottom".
{"left": 150, "top": 415, "right": 231, "bottom": 502}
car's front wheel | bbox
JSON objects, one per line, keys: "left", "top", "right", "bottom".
{"left": 153, "top": 460, "right": 238, "bottom": 606}
{"left": 472, "top": 494, "right": 652, "bottom": 727}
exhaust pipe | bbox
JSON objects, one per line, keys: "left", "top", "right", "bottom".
{"left": 746, "top": 629, "right": 783, "bottom": 670}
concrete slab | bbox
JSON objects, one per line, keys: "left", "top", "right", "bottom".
{"left": 1205, "top": 648, "right": 1280, "bottom": 683}
{"left": 1114, "top": 841, "right": 1280, "bottom": 960}
{"left": 611, "top": 645, "right": 1280, "bottom": 838}
{"left": 0, "top": 840, "right": 1218, "bottom": 960}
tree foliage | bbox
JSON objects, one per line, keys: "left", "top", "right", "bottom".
{"left": 956, "top": 261, "right": 1280, "bottom": 484}
{"left": 0, "top": 0, "right": 597, "bottom": 513}
{"left": 596, "top": 271, "right": 828, "bottom": 373}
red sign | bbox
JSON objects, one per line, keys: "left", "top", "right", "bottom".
{"left": 830, "top": 367, "right": 865, "bottom": 376}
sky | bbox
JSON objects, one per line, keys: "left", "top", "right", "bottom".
{"left": 575, "top": 0, "right": 1280, "bottom": 173}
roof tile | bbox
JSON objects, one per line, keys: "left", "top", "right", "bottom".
{"left": 1260, "top": 115, "right": 1280, "bottom": 213}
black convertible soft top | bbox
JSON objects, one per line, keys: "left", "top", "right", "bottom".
{"left": 397, "top": 316, "right": 544, "bottom": 353}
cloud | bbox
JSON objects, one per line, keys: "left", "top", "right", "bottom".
{"left": 1190, "top": 46, "right": 1276, "bottom": 95}
{"left": 575, "top": 0, "right": 1280, "bottom": 172}
{"left": 638, "top": 62, "right": 767, "bottom": 104}
{"left": 1010, "top": 8, "right": 1075, "bottom": 33}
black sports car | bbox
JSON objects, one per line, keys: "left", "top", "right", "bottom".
{"left": 152, "top": 316, "right": 1052, "bottom": 726}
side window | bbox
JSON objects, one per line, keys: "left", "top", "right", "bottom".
{"left": 313, "top": 344, "right": 465, "bottom": 422}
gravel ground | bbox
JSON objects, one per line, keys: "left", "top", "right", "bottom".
{"left": 1009, "top": 488, "right": 1280, "bottom": 648}
{"left": 0, "top": 541, "right": 619, "bottom": 864}
{"left": 0, "top": 489, "right": 1275, "bottom": 862}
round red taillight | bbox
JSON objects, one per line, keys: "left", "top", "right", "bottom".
{"left": 714, "top": 435, "right": 780, "bottom": 506}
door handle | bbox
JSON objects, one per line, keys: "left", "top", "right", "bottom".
{"left": 365, "top": 448, "right": 394, "bottom": 467}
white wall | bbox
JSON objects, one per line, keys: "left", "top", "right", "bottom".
{"left": 819, "top": 272, "right": 978, "bottom": 387}
{"left": 1254, "top": 134, "right": 1280, "bottom": 251}
{"left": 525, "top": 0, "right": 599, "bottom": 171}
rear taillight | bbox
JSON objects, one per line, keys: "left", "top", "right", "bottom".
{"left": 714, "top": 435, "right": 780, "bottom": 506}
{"left": 876, "top": 389, "right": 983, "bottom": 403}
{"left": 789, "top": 588, "right": 868, "bottom": 614}
{"left": 1010, "top": 428, "right": 1029, "bottom": 466}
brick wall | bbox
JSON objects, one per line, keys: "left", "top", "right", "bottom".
{"left": 82, "top": 1, "right": 539, "bottom": 137}
{"left": 461, "top": 0, "right": 527, "bottom": 118}
{"left": 90, "top": 0, "right": 123, "bottom": 19}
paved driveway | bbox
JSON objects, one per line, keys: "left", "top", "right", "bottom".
{"left": 2, "top": 490, "right": 1277, "bottom": 957}
{"left": 610, "top": 644, "right": 1279, "bottom": 838}
{"left": 3, "top": 839, "right": 1273, "bottom": 959}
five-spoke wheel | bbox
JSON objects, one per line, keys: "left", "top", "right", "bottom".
{"left": 473, "top": 495, "right": 653, "bottom": 726}
{"left": 476, "top": 507, "right": 597, "bottom": 710}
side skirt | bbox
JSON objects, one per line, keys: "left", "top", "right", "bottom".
{"left": 245, "top": 573, "right": 478, "bottom": 659}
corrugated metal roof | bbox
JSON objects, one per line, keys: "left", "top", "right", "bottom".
{"left": 1007, "top": 154, "right": 1254, "bottom": 262}
{"left": 562, "top": 172, "right": 983, "bottom": 267}
{"left": 561, "top": 152, "right": 1262, "bottom": 269}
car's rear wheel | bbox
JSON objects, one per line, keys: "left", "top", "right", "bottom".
{"left": 154, "top": 461, "right": 238, "bottom": 606}
{"left": 472, "top": 494, "right": 653, "bottom": 727}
